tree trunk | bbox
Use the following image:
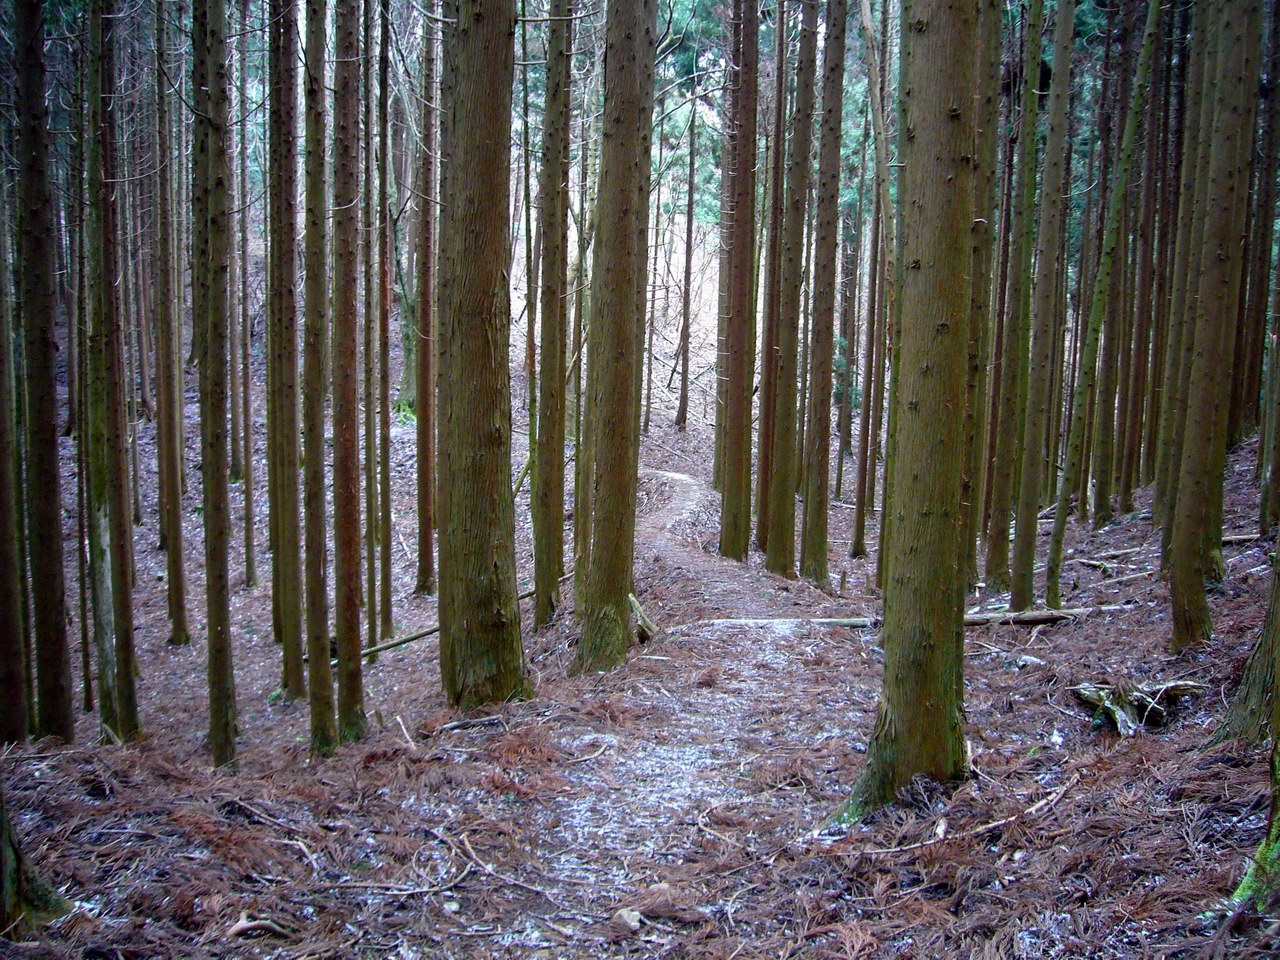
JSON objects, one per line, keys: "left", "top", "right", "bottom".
{"left": 834, "top": 0, "right": 975, "bottom": 822}
{"left": 1169, "top": 0, "right": 1262, "bottom": 651}
{"left": 333, "top": 0, "right": 367, "bottom": 741}
{"left": 765, "top": 0, "right": 818, "bottom": 579}
{"left": 533, "top": 0, "right": 573, "bottom": 628}
{"left": 437, "top": 0, "right": 528, "bottom": 706}
{"left": 303, "top": 0, "right": 337, "bottom": 755}
{"left": 799, "top": 0, "right": 848, "bottom": 586}
{"left": 17, "top": 0, "right": 73, "bottom": 743}
{"left": 0, "top": 206, "right": 28, "bottom": 745}
{"left": 194, "top": 0, "right": 238, "bottom": 767}
{"left": 415, "top": 0, "right": 439, "bottom": 595}
{"left": 575, "top": 0, "right": 656, "bottom": 673}
{"left": 1046, "top": 0, "right": 1161, "bottom": 608}
{"left": 1010, "top": 0, "right": 1077, "bottom": 610}
{"left": 718, "top": 0, "right": 758, "bottom": 561}
{"left": 269, "top": 0, "right": 305, "bottom": 699}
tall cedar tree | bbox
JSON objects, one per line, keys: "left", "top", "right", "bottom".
{"left": 0, "top": 207, "right": 26, "bottom": 744}
{"left": 414, "top": 0, "right": 438, "bottom": 595}
{"left": 18, "top": 0, "right": 73, "bottom": 742}
{"left": 154, "top": 0, "right": 190, "bottom": 647}
{"left": 764, "top": 0, "right": 818, "bottom": 578}
{"left": 986, "top": 0, "right": 1044, "bottom": 592}
{"left": 575, "top": 0, "right": 657, "bottom": 672}
{"left": 89, "top": 0, "right": 139, "bottom": 741}
{"left": 834, "top": 0, "right": 975, "bottom": 821}
{"left": 194, "top": 0, "right": 238, "bottom": 767}
{"left": 533, "top": 0, "right": 573, "bottom": 628}
{"left": 333, "top": 0, "right": 367, "bottom": 741}
{"left": 437, "top": 0, "right": 528, "bottom": 706}
{"left": 268, "top": 0, "right": 305, "bottom": 698}
{"left": 377, "top": 0, "right": 393, "bottom": 643}
{"left": 303, "top": 0, "right": 338, "bottom": 753}
{"left": 799, "top": 0, "right": 848, "bottom": 584}
{"left": 1168, "top": 0, "right": 1263, "bottom": 650}
{"left": 718, "top": 0, "right": 759, "bottom": 560}
{"left": 1011, "top": 0, "right": 1077, "bottom": 609}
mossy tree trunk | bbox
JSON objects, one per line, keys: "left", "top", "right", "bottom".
{"left": 834, "top": 0, "right": 975, "bottom": 823}
{"left": 437, "top": 0, "right": 528, "bottom": 707}
{"left": 575, "top": 0, "right": 656, "bottom": 673}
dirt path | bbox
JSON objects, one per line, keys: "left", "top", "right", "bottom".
{"left": 6, "top": 436, "right": 1277, "bottom": 958}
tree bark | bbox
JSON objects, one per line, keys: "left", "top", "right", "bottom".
{"left": 575, "top": 0, "right": 657, "bottom": 673}
{"left": 834, "top": 0, "right": 975, "bottom": 822}
{"left": 437, "top": 0, "right": 528, "bottom": 705}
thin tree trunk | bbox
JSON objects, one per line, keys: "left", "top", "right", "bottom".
{"left": 415, "top": 0, "right": 439, "bottom": 595}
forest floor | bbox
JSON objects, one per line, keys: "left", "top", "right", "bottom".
{"left": 4, "top": 382, "right": 1280, "bottom": 959}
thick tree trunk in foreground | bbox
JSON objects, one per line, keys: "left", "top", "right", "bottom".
{"left": 575, "top": 0, "right": 656, "bottom": 673}
{"left": 303, "top": 0, "right": 337, "bottom": 755}
{"left": 333, "top": 0, "right": 367, "bottom": 741}
{"left": 834, "top": 0, "right": 975, "bottom": 822}
{"left": 799, "top": 0, "right": 848, "bottom": 585}
{"left": 437, "top": 0, "right": 527, "bottom": 706}
{"left": 18, "top": 0, "right": 73, "bottom": 743}
{"left": 533, "top": 0, "right": 573, "bottom": 629}
{"left": 1, "top": 784, "right": 62, "bottom": 934}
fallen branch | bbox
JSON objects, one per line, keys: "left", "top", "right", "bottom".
{"left": 675, "top": 605, "right": 1133, "bottom": 634}
{"left": 228, "top": 912, "right": 293, "bottom": 939}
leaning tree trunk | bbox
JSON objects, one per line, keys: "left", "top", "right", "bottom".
{"left": 437, "top": 0, "right": 527, "bottom": 707}
{"left": 833, "top": 0, "right": 976, "bottom": 823}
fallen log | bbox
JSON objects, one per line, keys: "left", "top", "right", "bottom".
{"left": 676, "top": 604, "right": 1134, "bottom": 634}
